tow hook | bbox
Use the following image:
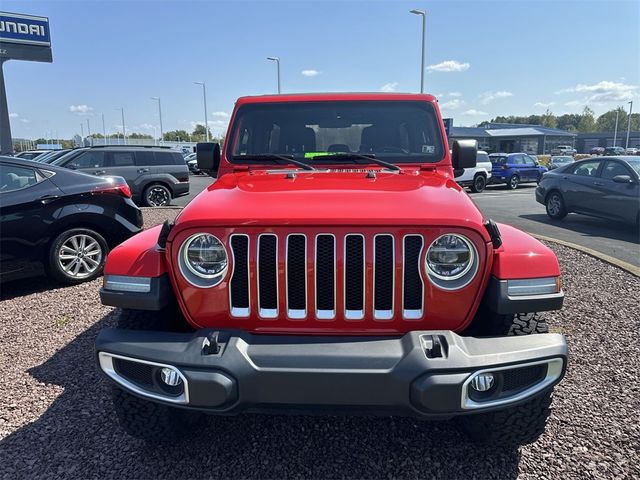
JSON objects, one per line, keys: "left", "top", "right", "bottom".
{"left": 202, "top": 331, "right": 221, "bottom": 355}
{"left": 421, "top": 334, "right": 447, "bottom": 359}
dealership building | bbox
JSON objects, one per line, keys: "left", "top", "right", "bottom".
{"left": 576, "top": 131, "right": 640, "bottom": 152}
{"left": 448, "top": 123, "right": 577, "bottom": 155}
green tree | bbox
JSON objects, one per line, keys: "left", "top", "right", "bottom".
{"left": 577, "top": 107, "right": 596, "bottom": 132}
{"left": 540, "top": 109, "right": 557, "bottom": 128}
{"left": 163, "top": 130, "right": 191, "bottom": 142}
{"left": 128, "top": 132, "right": 153, "bottom": 139}
{"left": 192, "top": 124, "right": 213, "bottom": 141}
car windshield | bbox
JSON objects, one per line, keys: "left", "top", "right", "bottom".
{"left": 490, "top": 155, "right": 507, "bottom": 164}
{"left": 553, "top": 156, "right": 573, "bottom": 163}
{"left": 626, "top": 159, "right": 640, "bottom": 175}
{"left": 51, "top": 150, "right": 83, "bottom": 165}
{"left": 227, "top": 100, "right": 445, "bottom": 165}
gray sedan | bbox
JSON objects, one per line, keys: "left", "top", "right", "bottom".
{"left": 536, "top": 156, "right": 640, "bottom": 226}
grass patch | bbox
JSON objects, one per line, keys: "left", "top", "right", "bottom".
{"left": 55, "top": 314, "right": 73, "bottom": 327}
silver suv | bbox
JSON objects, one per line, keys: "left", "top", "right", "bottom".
{"left": 53, "top": 146, "right": 189, "bottom": 206}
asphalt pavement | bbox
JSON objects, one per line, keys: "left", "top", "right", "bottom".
{"left": 173, "top": 174, "right": 640, "bottom": 267}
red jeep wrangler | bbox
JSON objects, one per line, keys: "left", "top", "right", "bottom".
{"left": 96, "top": 93, "right": 567, "bottom": 447}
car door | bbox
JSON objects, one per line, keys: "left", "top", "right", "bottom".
{"left": 561, "top": 159, "right": 603, "bottom": 214}
{"left": 511, "top": 154, "right": 527, "bottom": 180}
{"left": 594, "top": 160, "right": 640, "bottom": 223}
{"left": 0, "top": 162, "right": 63, "bottom": 276}
{"left": 523, "top": 155, "right": 538, "bottom": 181}
{"left": 103, "top": 150, "right": 144, "bottom": 197}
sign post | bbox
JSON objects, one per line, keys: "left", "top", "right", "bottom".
{"left": 0, "top": 11, "right": 53, "bottom": 154}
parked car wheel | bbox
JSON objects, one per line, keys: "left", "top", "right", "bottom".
{"left": 47, "top": 228, "right": 108, "bottom": 284}
{"left": 143, "top": 183, "right": 172, "bottom": 207}
{"left": 470, "top": 174, "right": 487, "bottom": 193}
{"left": 506, "top": 175, "right": 519, "bottom": 190}
{"left": 458, "top": 311, "right": 552, "bottom": 446}
{"left": 109, "top": 307, "right": 204, "bottom": 443}
{"left": 545, "top": 191, "right": 568, "bottom": 220}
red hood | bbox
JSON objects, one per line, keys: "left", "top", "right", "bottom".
{"left": 175, "top": 169, "right": 489, "bottom": 238}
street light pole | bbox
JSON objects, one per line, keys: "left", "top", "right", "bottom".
{"left": 613, "top": 108, "right": 619, "bottom": 147}
{"left": 267, "top": 56, "right": 281, "bottom": 94}
{"left": 151, "top": 97, "right": 164, "bottom": 144}
{"left": 194, "top": 82, "right": 209, "bottom": 142}
{"left": 80, "top": 123, "right": 84, "bottom": 145}
{"left": 625, "top": 101, "right": 633, "bottom": 150}
{"left": 86, "top": 118, "right": 91, "bottom": 145}
{"left": 102, "top": 113, "right": 108, "bottom": 145}
{"left": 410, "top": 9, "right": 426, "bottom": 93}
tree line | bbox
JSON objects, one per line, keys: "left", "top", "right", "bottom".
{"left": 478, "top": 107, "right": 640, "bottom": 133}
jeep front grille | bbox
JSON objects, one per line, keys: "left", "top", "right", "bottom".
{"left": 229, "top": 232, "right": 426, "bottom": 321}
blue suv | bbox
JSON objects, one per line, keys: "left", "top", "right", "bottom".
{"left": 489, "top": 153, "right": 548, "bottom": 189}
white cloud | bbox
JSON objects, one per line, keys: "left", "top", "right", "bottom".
{"left": 9, "top": 112, "right": 19, "bottom": 118}
{"left": 380, "top": 82, "right": 399, "bottom": 92}
{"left": 556, "top": 81, "right": 637, "bottom": 103}
{"left": 564, "top": 100, "right": 582, "bottom": 107}
{"left": 426, "top": 60, "right": 470, "bottom": 73}
{"left": 301, "top": 69, "right": 321, "bottom": 77}
{"left": 69, "top": 104, "right": 94, "bottom": 115}
{"left": 439, "top": 99, "right": 464, "bottom": 110}
{"left": 137, "top": 123, "right": 155, "bottom": 130}
{"left": 211, "top": 111, "right": 229, "bottom": 118}
{"left": 479, "top": 91, "right": 513, "bottom": 105}
{"left": 534, "top": 102, "right": 555, "bottom": 108}
{"left": 19, "top": 118, "right": 30, "bottom": 124}
{"left": 448, "top": 92, "right": 462, "bottom": 97}
{"left": 461, "top": 109, "right": 488, "bottom": 116}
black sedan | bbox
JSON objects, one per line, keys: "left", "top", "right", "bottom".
{"left": 536, "top": 156, "right": 640, "bottom": 226}
{"left": 0, "top": 156, "right": 143, "bottom": 284}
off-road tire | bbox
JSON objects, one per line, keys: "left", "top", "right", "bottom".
{"left": 458, "top": 311, "right": 552, "bottom": 447}
{"left": 470, "top": 174, "right": 487, "bottom": 193}
{"left": 47, "top": 228, "right": 108, "bottom": 285}
{"left": 459, "top": 389, "right": 553, "bottom": 447}
{"left": 545, "top": 191, "right": 568, "bottom": 220}
{"left": 506, "top": 175, "right": 519, "bottom": 190}
{"left": 109, "top": 307, "right": 203, "bottom": 443}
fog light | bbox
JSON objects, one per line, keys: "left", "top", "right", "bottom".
{"left": 160, "top": 367, "right": 182, "bottom": 387}
{"left": 470, "top": 373, "right": 495, "bottom": 392}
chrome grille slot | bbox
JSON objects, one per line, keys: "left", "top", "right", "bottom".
{"left": 403, "top": 235, "right": 424, "bottom": 320}
{"left": 258, "top": 234, "right": 278, "bottom": 318}
{"left": 315, "top": 234, "right": 336, "bottom": 320}
{"left": 229, "top": 235, "right": 250, "bottom": 317}
{"left": 373, "top": 234, "right": 394, "bottom": 320}
{"left": 344, "top": 234, "right": 365, "bottom": 320}
{"left": 286, "top": 234, "right": 307, "bottom": 319}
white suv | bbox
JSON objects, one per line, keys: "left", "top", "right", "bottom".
{"left": 455, "top": 150, "right": 492, "bottom": 193}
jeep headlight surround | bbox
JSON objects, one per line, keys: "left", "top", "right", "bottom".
{"left": 426, "top": 233, "right": 478, "bottom": 290}
{"left": 179, "top": 233, "right": 228, "bottom": 287}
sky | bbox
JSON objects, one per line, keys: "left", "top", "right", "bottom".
{"left": 3, "top": 0, "right": 639, "bottom": 140}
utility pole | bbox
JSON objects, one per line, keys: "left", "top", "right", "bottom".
{"left": 613, "top": 108, "right": 619, "bottom": 147}
{"left": 410, "top": 9, "right": 427, "bottom": 93}
{"left": 80, "top": 123, "right": 84, "bottom": 146}
{"left": 86, "top": 118, "right": 91, "bottom": 146}
{"left": 625, "top": 101, "right": 633, "bottom": 150}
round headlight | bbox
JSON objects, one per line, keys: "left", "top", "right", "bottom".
{"left": 181, "top": 233, "right": 228, "bottom": 285}
{"left": 426, "top": 234, "right": 474, "bottom": 281}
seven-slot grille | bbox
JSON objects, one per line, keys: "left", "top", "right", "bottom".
{"left": 229, "top": 233, "right": 425, "bottom": 321}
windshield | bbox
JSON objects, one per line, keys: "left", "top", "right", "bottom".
{"left": 227, "top": 101, "right": 445, "bottom": 165}
{"left": 490, "top": 155, "right": 507, "bottom": 165}
{"left": 552, "top": 156, "right": 573, "bottom": 163}
{"left": 626, "top": 159, "right": 640, "bottom": 176}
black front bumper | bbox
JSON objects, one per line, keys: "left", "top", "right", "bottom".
{"left": 96, "top": 328, "right": 567, "bottom": 418}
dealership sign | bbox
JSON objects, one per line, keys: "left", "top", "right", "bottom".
{"left": 0, "top": 12, "right": 52, "bottom": 62}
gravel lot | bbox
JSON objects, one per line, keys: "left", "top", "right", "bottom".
{"left": 1, "top": 208, "right": 638, "bottom": 479}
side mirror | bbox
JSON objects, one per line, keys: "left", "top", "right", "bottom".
{"left": 612, "top": 174, "right": 633, "bottom": 184}
{"left": 197, "top": 142, "right": 220, "bottom": 178}
{"left": 451, "top": 139, "right": 477, "bottom": 177}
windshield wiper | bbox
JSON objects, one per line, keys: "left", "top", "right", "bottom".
{"left": 233, "top": 153, "right": 315, "bottom": 171}
{"left": 310, "top": 153, "right": 400, "bottom": 171}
